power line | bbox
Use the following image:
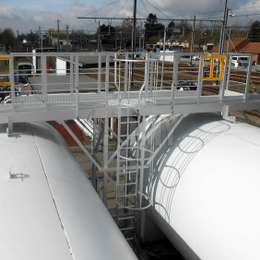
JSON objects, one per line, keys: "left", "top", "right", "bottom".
{"left": 231, "top": 13, "right": 260, "bottom": 17}
{"left": 219, "top": 0, "right": 228, "bottom": 54}
{"left": 82, "top": 0, "right": 119, "bottom": 17}
{"left": 77, "top": 16, "right": 222, "bottom": 23}
{"left": 139, "top": 0, "right": 150, "bottom": 15}
{"left": 143, "top": 0, "right": 171, "bottom": 19}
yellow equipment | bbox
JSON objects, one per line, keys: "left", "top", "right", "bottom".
{"left": 202, "top": 55, "right": 226, "bottom": 81}
{"left": 0, "top": 55, "right": 12, "bottom": 87}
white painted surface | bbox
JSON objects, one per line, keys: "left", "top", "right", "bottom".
{"left": 56, "top": 58, "right": 67, "bottom": 75}
{"left": 153, "top": 115, "right": 260, "bottom": 260}
{"left": 32, "top": 49, "right": 36, "bottom": 74}
{"left": 0, "top": 123, "right": 137, "bottom": 260}
{"left": 0, "top": 124, "right": 72, "bottom": 260}
{"left": 159, "top": 51, "right": 175, "bottom": 63}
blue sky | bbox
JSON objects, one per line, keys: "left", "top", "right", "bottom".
{"left": 0, "top": 0, "right": 257, "bottom": 32}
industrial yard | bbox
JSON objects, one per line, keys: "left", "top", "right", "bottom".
{"left": 0, "top": 0, "right": 259, "bottom": 260}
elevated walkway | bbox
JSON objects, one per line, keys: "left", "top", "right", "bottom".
{"left": 0, "top": 89, "right": 259, "bottom": 123}
{"left": 0, "top": 51, "right": 258, "bottom": 124}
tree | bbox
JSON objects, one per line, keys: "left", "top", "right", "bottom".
{"left": 144, "top": 13, "right": 164, "bottom": 44}
{"left": 0, "top": 28, "right": 16, "bottom": 50}
{"left": 166, "top": 21, "right": 176, "bottom": 39}
{"left": 118, "top": 18, "right": 132, "bottom": 49}
{"left": 248, "top": 21, "right": 260, "bottom": 42}
{"left": 98, "top": 24, "right": 116, "bottom": 44}
{"left": 146, "top": 13, "right": 158, "bottom": 25}
{"left": 26, "top": 30, "right": 39, "bottom": 48}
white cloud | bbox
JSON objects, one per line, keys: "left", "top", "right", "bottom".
{"left": 0, "top": 0, "right": 255, "bottom": 32}
{"left": 0, "top": 3, "right": 97, "bottom": 32}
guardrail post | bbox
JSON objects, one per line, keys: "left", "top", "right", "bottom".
{"left": 171, "top": 53, "right": 179, "bottom": 112}
{"left": 226, "top": 55, "right": 232, "bottom": 91}
{"left": 105, "top": 55, "right": 110, "bottom": 106}
{"left": 98, "top": 53, "right": 102, "bottom": 93}
{"left": 220, "top": 56, "right": 228, "bottom": 103}
{"left": 144, "top": 53, "right": 150, "bottom": 99}
{"left": 69, "top": 54, "right": 74, "bottom": 94}
{"left": 124, "top": 53, "right": 128, "bottom": 92}
{"left": 244, "top": 55, "right": 252, "bottom": 103}
{"left": 197, "top": 55, "right": 203, "bottom": 101}
{"left": 41, "top": 54, "right": 47, "bottom": 104}
{"left": 9, "top": 54, "right": 15, "bottom": 105}
{"left": 114, "top": 53, "right": 117, "bottom": 88}
{"left": 75, "top": 54, "right": 79, "bottom": 116}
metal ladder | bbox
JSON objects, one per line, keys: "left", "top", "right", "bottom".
{"left": 114, "top": 55, "right": 157, "bottom": 244}
{"left": 116, "top": 104, "right": 142, "bottom": 243}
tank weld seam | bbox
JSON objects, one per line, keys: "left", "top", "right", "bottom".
{"left": 31, "top": 127, "right": 76, "bottom": 260}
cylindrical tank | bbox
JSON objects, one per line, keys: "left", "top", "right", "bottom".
{"left": 0, "top": 122, "right": 137, "bottom": 260}
{"left": 152, "top": 114, "right": 260, "bottom": 260}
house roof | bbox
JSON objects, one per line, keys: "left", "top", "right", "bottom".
{"left": 240, "top": 42, "right": 260, "bottom": 54}
{"left": 213, "top": 38, "right": 248, "bottom": 52}
{"left": 226, "top": 38, "right": 248, "bottom": 52}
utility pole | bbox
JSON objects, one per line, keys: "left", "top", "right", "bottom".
{"left": 132, "top": 0, "right": 137, "bottom": 53}
{"left": 97, "top": 20, "right": 101, "bottom": 51}
{"left": 57, "top": 19, "right": 60, "bottom": 52}
{"left": 219, "top": 0, "right": 229, "bottom": 54}
{"left": 191, "top": 16, "right": 196, "bottom": 52}
{"left": 38, "top": 27, "right": 43, "bottom": 52}
{"left": 66, "top": 25, "right": 69, "bottom": 46}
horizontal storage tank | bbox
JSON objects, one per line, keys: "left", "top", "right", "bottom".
{"left": 0, "top": 122, "right": 137, "bottom": 260}
{"left": 152, "top": 114, "right": 260, "bottom": 260}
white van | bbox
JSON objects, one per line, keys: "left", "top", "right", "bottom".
{"left": 231, "top": 56, "right": 249, "bottom": 68}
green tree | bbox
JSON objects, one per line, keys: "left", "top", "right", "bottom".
{"left": 0, "top": 28, "right": 16, "bottom": 50}
{"left": 248, "top": 21, "right": 260, "bottom": 42}
{"left": 145, "top": 13, "right": 164, "bottom": 44}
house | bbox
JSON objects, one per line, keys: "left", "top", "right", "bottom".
{"left": 239, "top": 42, "right": 260, "bottom": 64}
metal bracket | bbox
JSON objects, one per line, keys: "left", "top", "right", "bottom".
{"left": 9, "top": 171, "right": 29, "bottom": 181}
{"left": 222, "top": 105, "right": 236, "bottom": 123}
{"left": 7, "top": 118, "right": 13, "bottom": 137}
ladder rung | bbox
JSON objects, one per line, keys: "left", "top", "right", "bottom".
{"left": 119, "top": 169, "right": 138, "bottom": 173}
{"left": 121, "top": 227, "right": 135, "bottom": 231}
{"left": 118, "top": 175, "right": 136, "bottom": 178}
{"left": 126, "top": 237, "right": 135, "bottom": 241}
{"left": 117, "top": 182, "right": 137, "bottom": 186}
{"left": 118, "top": 216, "right": 135, "bottom": 221}
{"left": 118, "top": 206, "right": 136, "bottom": 209}
{"left": 118, "top": 181, "right": 137, "bottom": 186}
{"left": 118, "top": 194, "right": 137, "bottom": 198}
{"left": 120, "top": 121, "right": 139, "bottom": 124}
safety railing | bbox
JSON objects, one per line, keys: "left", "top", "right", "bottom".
{"left": 0, "top": 51, "right": 258, "bottom": 114}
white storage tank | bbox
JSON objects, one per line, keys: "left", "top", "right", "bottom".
{"left": 0, "top": 122, "right": 137, "bottom": 260}
{"left": 152, "top": 114, "right": 260, "bottom": 260}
